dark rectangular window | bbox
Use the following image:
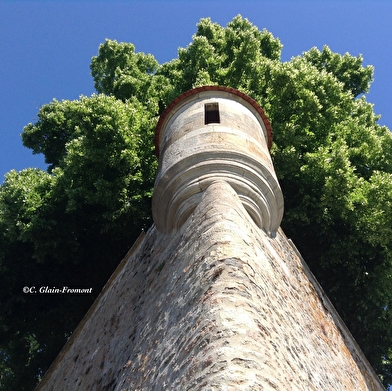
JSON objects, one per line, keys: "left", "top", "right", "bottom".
{"left": 205, "top": 103, "right": 220, "bottom": 124}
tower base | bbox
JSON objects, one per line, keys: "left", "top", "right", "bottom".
{"left": 35, "top": 181, "right": 384, "bottom": 390}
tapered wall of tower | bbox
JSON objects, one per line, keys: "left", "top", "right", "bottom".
{"left": 35, "top": 87, "right": 384, "bottom": 390}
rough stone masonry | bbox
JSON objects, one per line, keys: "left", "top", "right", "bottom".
{"left": 35, "top": 87, "right": 384, "bottom": 390}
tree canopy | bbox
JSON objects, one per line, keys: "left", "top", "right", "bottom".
{"left": 1, "top": 15, "right": 392, "bottom": 389}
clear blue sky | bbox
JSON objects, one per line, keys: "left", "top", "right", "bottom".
{"left": 1, "top": 0, "right": 391, "bottom": 183}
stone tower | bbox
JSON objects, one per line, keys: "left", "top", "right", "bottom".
{"left": 35, "top": 86, "right": 384, "bottom": 390}
{"left": 152, "top": 86, "right": 283, "bottom": 238}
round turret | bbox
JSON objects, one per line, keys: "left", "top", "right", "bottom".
{"left": 152, "top": 86, "right": 284, "bottom": 237}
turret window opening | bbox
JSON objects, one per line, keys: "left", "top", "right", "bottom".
{"left": 205, "top": 103, "right": 220, "bottom": 124}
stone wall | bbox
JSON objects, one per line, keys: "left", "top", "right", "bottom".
{"left": 35, "top": 180, "right": 384, "bottom": 390}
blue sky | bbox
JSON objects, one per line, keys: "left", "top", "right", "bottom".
{"left": 1, "top": 0, "right": 391, "bottom": 183}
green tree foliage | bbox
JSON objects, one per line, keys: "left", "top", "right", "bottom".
{"left": 1, "top": 15, "right": 392, "bottom": 388}
{"left": 158, "top": 16, "right": 282, "bottom": 101}
{"left": 90, "top": 39, "right": 169, "bottom": 111}
{"left": 0, "top": 95, "right": 156, "bottom": 390}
